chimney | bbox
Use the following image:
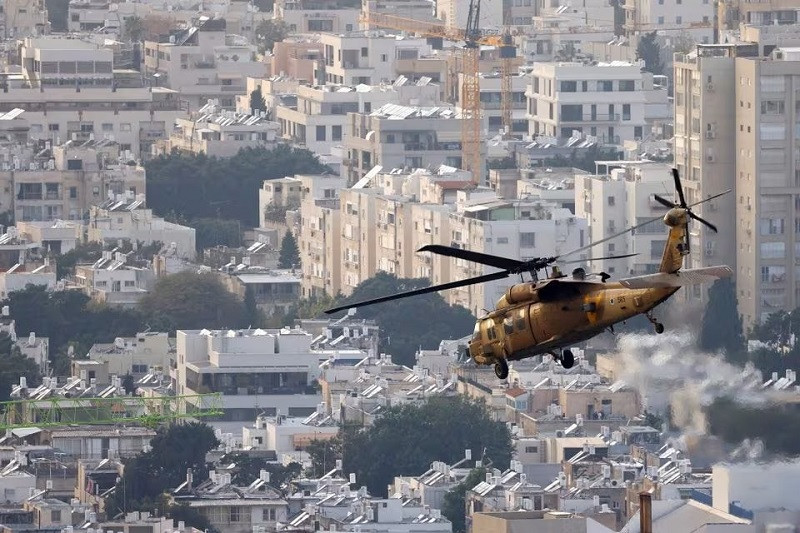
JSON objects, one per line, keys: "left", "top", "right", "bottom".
{"left": 639, "top": 492, "right": 652, "bottom": 533}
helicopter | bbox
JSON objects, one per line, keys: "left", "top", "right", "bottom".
{"left": 325, "top": 169, "right": 732, "bottom": 380}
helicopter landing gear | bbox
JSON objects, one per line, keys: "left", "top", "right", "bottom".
{"left": 646, "top": 311, "right": 665, "bottom": 334}
{"left": 494, "top": 358, "right": 509, "bottom": 380}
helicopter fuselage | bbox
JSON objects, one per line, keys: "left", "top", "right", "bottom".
{"left": 467, "top": 279, "right": 678, "bottom": 365}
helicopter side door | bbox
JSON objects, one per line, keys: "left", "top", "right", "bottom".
{"left": 501, "top": 306, "right": 536, "bottom": 355}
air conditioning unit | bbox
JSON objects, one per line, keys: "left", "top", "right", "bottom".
{"left": 705, "top": 131, "right": 715, "bottom": 139}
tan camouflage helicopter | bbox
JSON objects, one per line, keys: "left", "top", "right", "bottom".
{"left": 326, "top": 170, "right": 732, "bottom": 379}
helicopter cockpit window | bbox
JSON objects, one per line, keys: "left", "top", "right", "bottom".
{"left": 515, "top": 310, "right": 526, "bottom": 330}
{"left": 473, "top": 322, "right": 481, "bottom": 340}
{"left": 485, "top": 321, "right": 497, "bottom": 341}
{"left": 503, "top": 317, "right": 514, "bottom": 334}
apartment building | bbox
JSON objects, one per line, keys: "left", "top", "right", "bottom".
{"left": 86, "top": 332, "right": 172, "bottom": 378}
{"left": 526, "top": 61, "right": 666, "bottom": 148}
{"left": 435, "top": 0, "right": 534, "bottom": 30}
{"left": 143, "top": 17, "right": 267, "bottom": 111}
{"left": 157, "top": 102, "right": 279, "bottom": 157}
{"left": 362, "top": 0, "right": 434, "bottom": 25}
{"left": 718, "top": 0, "right": 799, "bottom": 35}
{"left": 275, "top": 80, "right": 439, "bottom": 156}
{"left": 318, "top": 31, "right": 431, "bottom": 85}
{"left": 2, "top": 0, "right": 48, "bottom": 38}
{"left": 464, "top": 72, "right": 528, "bottom": 137}
{"left": 0, "top": 138, "right": 145, "bottom": 223}
{"left": 174, "top": 328, "right": 322, "bottom": 426}
{"left": 735, "top": 48, "right": 800, "bottom": 327}
{"left": 88, "top": 197, "right": 196, "bottom": 260}
{"left": 345, "top": 104, "right": 484, "bottom": 183}
{"left": 673, "top": 43, "right": 751, "bottom": 306}
{"left": 575, "top": 162, "right": 674, "bottom": 277}
{"left": 296, "top": 174, "right": 346, "bottom": 298}
{"left": 73, "top": 251, "right": 154, "bottom": 308}
{"left": 18, "top": 37, "right": 113, "bottom": 88}
{"left": 219, "top": 268, "right": 301, "bottom": 317}
{"left": 269, "top": 39, "right": 324, "bottom": 83}
{"left": 622, "top": 0, "right": 713, "bottom": 42}
{"left": 274, "top": 0, "right": 359, "bottom": 34}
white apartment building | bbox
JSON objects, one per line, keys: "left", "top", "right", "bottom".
{"left": 88, "top": 197, "right": 196, "bottom": 260}
{"left": 575, "top": 162, "right": 674, "bottom": 277}
{"left": 174, "top": 329, "right": 323, "bottom": 428}
{"left": 296, "top": 174, "right": 346, "bottom": 298}
{"left": 735, "top": 47, "right": 800, "bottom": 327}
{"left": 241, "top": 412, "right": 337, "bottom": 453}
{"left": 319, "top": 31, "right": 431, "bottom": 86}
{"left": 274, "top": 80, "right": 440, "bottom": 156}
{"left": 274, "top": 0, "right": 359, "bottom": 34}
{"left": 74, "top": 251, "right": 154, "bottom": 308}
{"left": 0, "top": 226, "right": 56, "bottom": 297}
{"left": 2, "top": 0, "right": 48, "bottom": 38}
{"left": 673, "top": 43, "right": 747, "bottom": 306}
{"left": 16, "top": 220, "right": 82, "bottom": 254}
{"left": 158, "top": 102, "right": 279, "bottom": 158}
{"left": 345, "top": 104, "right": 484, "bottom": 183}
{"left": 0, "top": 138, "right": 146, "bottom": 223}
{"left": 622, "top": 0, "right": 714, "bottom": 42}
{"left": 435, "top": 0, "right": 534, "bottom": 30}
{"left": 526, "top": 61, "right": 666, "bottom": 148}
{"left": 464, "top": 72, "right": 528, "bottom": 138}
{"left": 86, "top": 332, "right": 173, "bottom": 378}
{"left": 18, "top": 37, "right": 113, "bottom": 88}
{"left": 144, "top": 17, "right": 268, "bottom": 111}
{"left": 362, "top": 0, "right": 433, "bottom": 25}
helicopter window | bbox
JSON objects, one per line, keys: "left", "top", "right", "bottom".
{"left": 503, "top": 317, "right": 514, "bottom": 335}
{"left": 473, "top": 322, "right": 481, "bottom": 340}
{"left": 515, "top": 310, "right": 526, "bottom": 330}
{"left": 485, "top": 323, "right": 497, "bottom": 341}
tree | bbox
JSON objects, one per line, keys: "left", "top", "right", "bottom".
{"left": 306, "top": 437, "right": 343, "bottom": 478}
{"left": 278, "top": 232, "right": 300, "bottom": 269}
{"left": 249, "top": 87, "right": 267, "bottom": 114}
{"left": 706, "top": 397, "right": 800, "bottom": 455}
{"left": 55, "top": 242, "right": 104, "bottom": 279}
{"left": 441, "top": 468, "right": 486, "bottom": 533}
{"left": 244, "top": 287, "right": 264, "bottom": 328}
{"left": 328, "top": 273, "right": 475, "bottom": 366}
{"left": 541, "top": 146, "right": 620, "bottom": 173}
{"left": 0, "top": 333, "right": 41, "bottom": 402}
{"left": 145, "top": 146, "right": 327, "bottom": 227}
{"left": 255, "top": 20, "right": 289, "bottom": 53}
{"left": 138, "top": 271, "right": 248, "bottom": 331}
{"left": 636, "top": 32, "right": 665, "bottom": 76}
{"left": 123, "top": 15, "right": 145, "bottom": 42}
{"left": 122, "top": 374, "right": 136, "bottom": 394}
{"left": 341, "top": 396, "right": 512, "bottom": 496}
{"left": 699, "top": 278, "right": 746, "bottom": 365}
{"left": 672, "top": 31, "right": 696, "bottom": 55}
{"left": 105, "top": 423, "right": 219, "bottom": 516}
{"left": 190, "top": 218, "right": 241, "bottom": 251}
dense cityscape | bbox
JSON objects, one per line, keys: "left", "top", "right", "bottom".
{"left": 0, "top": 0, "right": 796, "bottom": 531}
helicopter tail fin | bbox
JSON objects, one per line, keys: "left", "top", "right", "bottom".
{"left": 659, "top": 218, "right": 688, "bottom": 274}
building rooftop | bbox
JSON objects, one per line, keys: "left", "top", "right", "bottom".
{"left": 370, "top": 103, "right": 459, "bottom": 120}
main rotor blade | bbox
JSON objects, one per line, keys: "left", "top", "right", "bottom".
{"left": 689, "top": 212, "right": 718, "bottom": 233}
{"left": 686, "top": 189, "right": 731, "bottom": 209}
{"left": 418, "top": 244, "right": 524, "bottom": 271}
{"left": 652, "top": 194, "right": 675, "bottom": 209}
{"left": 324, "top": 271, "right": 511, "bottom": 315}
{"left": 672, "top": 168, "right": 687, "bottom": 207}
{"left": 558, "top": 215, "right": 665, "bottom": 261}
{"left": 560, "top": 253, "right": 638, "bottom": 266}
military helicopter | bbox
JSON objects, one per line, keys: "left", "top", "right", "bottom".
{"left": 326, "top": 170, "right": 732, "bottom": 379}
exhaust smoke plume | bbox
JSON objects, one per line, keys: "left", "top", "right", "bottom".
{"left": 611, "top": 330, "right": 764, "bottom": 433}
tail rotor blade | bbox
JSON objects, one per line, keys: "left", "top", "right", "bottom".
{"left": 672, "top": 168, "right": 687, "bottom": 207}
{"left": 652, "top": 194, "right": 675, "bottom": 209}
{"left": 689, "top": 211, "right": 718, "bottom": 233}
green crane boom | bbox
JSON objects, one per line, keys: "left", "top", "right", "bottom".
{"left": 0, "top": 393, "right": 224, "bottom": 430}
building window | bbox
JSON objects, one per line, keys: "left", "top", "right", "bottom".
{"left": 316, "top": 125, "right": 326, "bottom": 141}
{"left": 361, "top": 47, "right": 368, "bottom": 57}
{"left": 520, "top": 232, "right": 536, "bottom": 247}
{"left": 102, "top": 123, "right": 113, "bottom": 132}
{"left": 51, "top": 511, "right": 61, "bottom": 522}
{"left": 48, "top": 124, "right": 59, "bottom": 131}
{"left": 619, "top": 80, "right": 634, "bottom": 91}
{"left": 69, "top": 187, "right": 78, "bottom": 199}
{"left": 120, "top": 123, "right": 131, "bottom": 132}
{"left": 332, "top": 125, "right": 342, "bottom": 141}
{"left": 560, "top": 80, "right": 577, "bottom": 92}
{"left": 497, "top": 237, "right": 509, "bottom": 244}
{"left": 598, "top": 80, "right": 613, "bottom": 92}
{"left": 658, "top": 16, "right": 664, "bottom": 24}
{"left": 263, "top": 508, "right": 276, "bottom": 521}
{"left": 230, "top": 507, "right": 242, "bottom": 522}
{"left": 607, "top": 196, "right": 615, "bottom": 206}
{"left": 525, "top": 446, "right": 538, "bottom": 453}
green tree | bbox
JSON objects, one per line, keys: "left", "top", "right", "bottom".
{"left": 637, "top": 32, "right": 665, "bottom": 76}
{"left": 55, "top": 242, "right": 104, "bottom": 279}
{"left": 328, "top": 273, "right": 475, "bottom": 366}
{"left": 341, "top": 396, "right": 512, "bottom": 496}
{"left": 145, "top": 146, "right": 327, "bottom": 227}
{"left": 255, "top": 20, "right": 289, "bottom": 53}
{"left": 699, "top": 278, "right": 746, "bottom": 365}
{"left": 0, "top": 333, "right": 41, "bottom": 401}
{"left": 706, "top": 397, "right": 800, "bottom": 455}
{"left": 541, "top": 145, "right": 620, "bottom": 173}
{"left": 244, "top": 287, "right": 264, "bottom": 327}
{"left": 189, "top": 218, "right": 241, "bottom": 251}
{"left": 441, "top": 468, "right": 486, "bottom": 533}
{"left": 123, "top": 15, "right": 146, "bottom": 41}
{"left": 138, "top": 271, "right": 248, "bottom": 331}
{"left": 278, "top": 232, "right": 300, "bottom": 269}
{"left": 249, "top": 87, "right": 267, "bottom": 114}
{"left": 306, "top": 437, "right": 343, "bottom": 478}
{"left": 105, "top": 423, "right": 219, "bottom": 515}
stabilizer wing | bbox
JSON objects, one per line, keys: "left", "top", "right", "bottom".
{"left": 618, "top": 266, "right": 733, "bottom": 289}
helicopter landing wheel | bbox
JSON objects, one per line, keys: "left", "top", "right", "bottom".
{"left": 561, "top": 349, "right": 575, "bottom": 369}
{"left": 654, "top": 322, "right": 665, "bottom": 334}
{"left": 494, "top": 358, "right": 509, "bottom": 380}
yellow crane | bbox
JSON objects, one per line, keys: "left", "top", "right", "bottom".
{"left": 362, "top": 0, "right": 513, "bottom": 184}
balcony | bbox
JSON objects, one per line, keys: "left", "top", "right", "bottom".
{"left": 560, "top": 113, "right": 621, "bottom": 123}
{"left": 404, "top": 141, "right": 462, "bottom": 151}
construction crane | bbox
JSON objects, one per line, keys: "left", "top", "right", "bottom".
{"left": 362, "top": 0, "right": 513, "bottom": 184}
{"left": 0, "top": 393, "right": 224, "bottom": 430}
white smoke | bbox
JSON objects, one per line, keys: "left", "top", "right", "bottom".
{"left": 611, "top": 330, "right": 764, "bottom": 433}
